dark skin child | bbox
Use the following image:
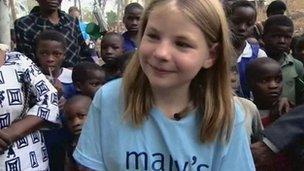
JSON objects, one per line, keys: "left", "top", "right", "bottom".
{"left": 249, "top": 62, "right": 283, "bottom": 110}
{"left": 229, "top": 6, "right": 256, "bottom": 56}
{"left": 123, "top": 7, "right": 143, "bottom": 43}
{"left": 263, "top": 25, "right": 293, "bottom": 60}
{"left": 74, "top": 69, "right": 106, "bottom": 98}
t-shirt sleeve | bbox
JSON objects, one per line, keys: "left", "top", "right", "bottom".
{"left": 73, "top": 89, "right": 106, "bottom": 170}
{"left": 20, "top": 54, "right": 60, "bottom": 124}
{"left": 258, "top": 49, "right": 267, "bottom": 58}
{"left": 219, "top": 104, "right": 255, "bottom": 171}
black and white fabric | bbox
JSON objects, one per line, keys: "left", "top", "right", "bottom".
{"left": 0, "top": 52, "right": 60, "bottom": 170}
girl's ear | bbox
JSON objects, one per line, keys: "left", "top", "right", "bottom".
{"left": 202, "top": 43, "right": 219, "bottom": 69}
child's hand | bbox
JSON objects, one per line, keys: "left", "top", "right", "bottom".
{"left": 278, "top": 97, "right": 292, "bottom": 115}
{"left": 251, "top": 141, "right": 276, "bottom": 168}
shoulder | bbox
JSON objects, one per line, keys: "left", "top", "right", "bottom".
{"left": 58, "top": 68, "right": 73, "bottom": 83}
{"left": 257, "top": 49, "right": 267, "bottom": 58}
{"left": 59, "top": 10, "right": 74, "bottom": 21}
{"left": 233, "top": 96, "right": 259, "bottom": 117}
{"left": 232, "top": 98, "right": 245, "bottom": 126}
{"left": 14, "top": 14, "right": 36, "bottom": 26}
{"left": 292, "top": 57, "right": 304, "bottom": 68}
{"left": 93, "top": 79, "right": 122, "bottom": 108}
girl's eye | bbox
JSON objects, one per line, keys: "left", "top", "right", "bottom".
{"left": 147, "top": 33, "right": 159, "bottom": 40}
{"left": 176, "top": 41, "right": 192, "bottom": 48}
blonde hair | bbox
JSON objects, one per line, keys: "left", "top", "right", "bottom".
{"left": 123, "top": 0, "right": 234, "bottom": 143}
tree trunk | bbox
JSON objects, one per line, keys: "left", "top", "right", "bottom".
{"left": 10, "top": 0, "right": 16, "bottom": 21}
{"left": 78, "top": 0, "right": 82, "bottom": 21}
{"left": 0, "top": 0, "right": 11, "bottom": 47}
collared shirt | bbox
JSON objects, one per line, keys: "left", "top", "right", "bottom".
{"left": 279, "top": 53, "right": 304, "bottom": 104}
{"left": 122, "top": 32, "right": 137, "bottom": 53}
{"left": 14, "top": 10, "right": 89, "bottom": 67}
{"left": 237, "top": 41, "right": 267, "bottom": 63}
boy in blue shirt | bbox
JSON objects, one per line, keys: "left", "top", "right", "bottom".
{"left": 122, "top": 2, "right": 143, "bottom": 53}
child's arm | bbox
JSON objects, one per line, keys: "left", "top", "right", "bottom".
{"left": 0, "top": 116, "right": 44, "bottom": 153}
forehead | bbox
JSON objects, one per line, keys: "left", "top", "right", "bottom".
{"left": 125, "top": 8, "right": 143, "bottom": 16}
{"left": 255, "top": 63, "right": 281, "bottom": 77}
{"left": 37, "top": 40, "right": 64, "bottom": 49}
{"left": 101, "top": 35, "right": 123, "bottom": 45}
{"left": 86, "top": 69, "right": 105, "bottom": 79}
{"left": 231, "top": 6, "right": 256, "bottom": 20}
{"left": 265, "top": 25, "right": 293, "bottom": 35}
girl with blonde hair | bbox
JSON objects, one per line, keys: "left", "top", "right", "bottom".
{"left": 74, "top": 0, "right": 255, "bottom": 170}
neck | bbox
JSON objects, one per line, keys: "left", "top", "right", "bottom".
{"left": 254, "top": 99, "right": 276, "bottom": 110}
{"left": 40, "top": 10, "right": 60, "bottom": 24}
{"left": 265, "top": 48, "right": 284, "bottom": 61}
{"left": 152, "top": 84, "right": 190, "bottom": 118}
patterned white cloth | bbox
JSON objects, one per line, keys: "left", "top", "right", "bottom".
{"left": 0, "top": 52, "right": 60, "bottom": 171}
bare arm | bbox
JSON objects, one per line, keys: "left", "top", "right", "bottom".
{"left": 0, "top": 116, "right": 44, "bottom": 152}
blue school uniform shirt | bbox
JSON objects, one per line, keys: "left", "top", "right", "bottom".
{"left": 73, "top": 79, "right": 255, "bottom": 171}
{"left": 237, "top": 41, "right": 267, "bottom": 98}
{"left": 122, "top": 32, "right": 136, "bottom": 53}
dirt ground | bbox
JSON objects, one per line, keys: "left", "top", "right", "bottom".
{"left": 257, "top": 0, "right": 304, "bottom": 36}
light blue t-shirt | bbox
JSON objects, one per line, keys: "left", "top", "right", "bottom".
{"left": 73, "top": 79, "right": 255, "bottom": 171}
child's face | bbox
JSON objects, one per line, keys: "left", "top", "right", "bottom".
{"left": 251, "top": 63, "right": 282, "bottom": 107}
{"left": 64, "top": 99, "right": 90, "bottom": 135}
{"left": 123, "top": 8, "right": 143, "bottom": 33}
{"left": 36, "top": 40, "right": 65, "bottom": 74}
{"left": 263, "top": 26, "right": 293, "bottom": 55}
{"left": 229, "top": 6, "right": 256, "bottom": 41}
{"left": 139, "top": 4, "right": 216, "bottom": 90}
{"left": 101, "top": 36, "right": 124, "bottom": 65}
{"left": 78, "top": 70, "right": 105, "bottom": 98}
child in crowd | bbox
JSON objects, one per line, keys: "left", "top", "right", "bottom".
{"left": 228, "top": 1, "right": 267, "bottom": 98}
{"left": 72, "top": 62, "right": 106, "bottom": 98}
{"left": 36, "top": 29, "right": 77, "bottom": 171}
{"left": 230, "top": 65, "right": 263, "bottom": 143}
{"left": 246, "top": 58, "right": 283, "bottom": 126}
{"left": 74, "top": 0, "right": 255, "bottom": 170}
{"left": 122, "top": 2, "right": 144, "bottom": 53}
{"left": 63, "top": 95, "right": 92, "bottom": 171}
{"left": 262, "top": 15, "right": 304, "bottom": 106}
{"left": 246, "top": 57, "right": 291, "bottom": 170}
{"left": 253, "top": 0, "right": 287, "bottom": 45}
{"left": 100, "top": 32, "right": 125, "bottom": 82}
{"left": 36, "top": 30, "right": 77, "bottom": 99}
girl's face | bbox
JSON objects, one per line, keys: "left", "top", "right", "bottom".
{"left": 139, "top": 4, "right": 216, "bottom": 91}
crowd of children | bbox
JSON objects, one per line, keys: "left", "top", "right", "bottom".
{"left": 1, "top": 0, "right": 304, "bottom": 170}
